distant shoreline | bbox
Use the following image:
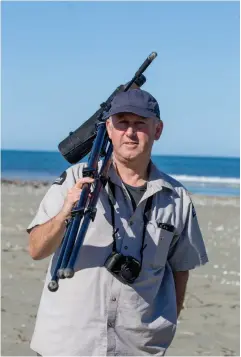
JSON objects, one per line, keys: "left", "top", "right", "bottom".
{"left": 1, "top": 178, "right": 51, "bottom": 188}
{"left": 1, "top": 178, "right": 239, "bottom": 200}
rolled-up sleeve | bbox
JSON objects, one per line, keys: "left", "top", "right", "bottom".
{"left": 168, "top": 200, "right": 209, "bottom": 271}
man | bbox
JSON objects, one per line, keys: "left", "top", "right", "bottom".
{"left": 27, "top": 89, "right": 208, "bottom": 356}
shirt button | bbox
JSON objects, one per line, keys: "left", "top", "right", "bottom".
{"left": 124, "top": 246, "right": 128, "bottom": 250}
{"left": 112, "top": 297, "right": 116, "bottom": 301}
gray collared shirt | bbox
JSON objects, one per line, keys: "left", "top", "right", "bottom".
{"left": 27, "top": 161, "right": 208, "bottom": 356}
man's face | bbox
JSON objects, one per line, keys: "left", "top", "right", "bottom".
{"left": 106, "top": 113, "right": 163, "bottom": 162}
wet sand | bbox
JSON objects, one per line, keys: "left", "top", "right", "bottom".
{"left": 1, "top": 180, "right": 240, "bottom": 356}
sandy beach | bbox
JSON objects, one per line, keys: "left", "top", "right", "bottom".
{"left": 1, "top": 180, "right": 240, "bottom": 356}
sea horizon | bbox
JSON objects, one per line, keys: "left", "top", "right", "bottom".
{"left": 1, "top": 148, "right": 240, "bottom": 160}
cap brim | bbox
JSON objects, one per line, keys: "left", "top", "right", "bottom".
{"left": 103, "top": 105, "right": 159, "bottom": 120}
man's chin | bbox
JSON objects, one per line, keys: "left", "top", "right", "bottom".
{"left": 120, "top": 150, "right": 141, "bottom": 161}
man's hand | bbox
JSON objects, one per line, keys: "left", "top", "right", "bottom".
{"left": 60, "top": 177, "right": 94, "bottom": 220}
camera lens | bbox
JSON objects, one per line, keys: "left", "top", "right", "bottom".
{"left": 121, "top": 264, "right": 134, "bottom": 281}
{"left": 120, "top": 258, "right": 141, "bottom": 284}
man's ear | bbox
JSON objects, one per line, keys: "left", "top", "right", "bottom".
{"left": 154, "top": 120, "right": 163, "bottom": 140}
{"left": 106, "top": 118, "right": 112, "bottom": 139}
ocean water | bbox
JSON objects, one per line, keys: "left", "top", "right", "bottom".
{"left": 1, "top": 150, "right": 240, "bottom": 197}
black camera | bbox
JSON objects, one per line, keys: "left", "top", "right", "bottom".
{"left": 105, "top": 252, "right": 141, "bottom": 284}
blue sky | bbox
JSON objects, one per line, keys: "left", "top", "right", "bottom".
{"left": 2, "top": 1, "right": 240, "bottom": 157}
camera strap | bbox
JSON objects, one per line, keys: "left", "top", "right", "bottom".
{"left": 107, "top": 180, "right": 153, "bottom": 262}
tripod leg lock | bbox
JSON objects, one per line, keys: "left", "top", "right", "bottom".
{"left": 71, "top": 208, "right": 85, "bottom": 217}
{"left": 82, "top": 167, "right": 96, "bottom": 178}
{"left": 85, "top": 207, "right": 97, "bottom": 221}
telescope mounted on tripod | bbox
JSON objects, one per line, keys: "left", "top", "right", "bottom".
{"left": 48, "top": 52, "right": 158, "bottom": 292}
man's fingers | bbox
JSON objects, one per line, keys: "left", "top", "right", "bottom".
{"left": 75, "top": 177, "right": 95, "bottom": 189}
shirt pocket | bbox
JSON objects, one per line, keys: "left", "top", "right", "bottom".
{"left": 144, "top": 221, "right": 174, "bottom": 269}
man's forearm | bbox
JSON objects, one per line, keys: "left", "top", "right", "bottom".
{"left": 173, "top": 270, "right": 189, "bottom": 317}
{"left": 28, "top": 211, "right": 67, "bottom": 260}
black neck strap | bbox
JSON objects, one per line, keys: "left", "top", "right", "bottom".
{"left": 107, "top": 180, "right": 153, "bottom": 262}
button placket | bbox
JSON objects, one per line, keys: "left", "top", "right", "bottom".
{"left": 107, "top": 278, "right": 121, "bottom": 355}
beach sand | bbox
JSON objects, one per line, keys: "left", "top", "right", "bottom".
{"left": 1, "top": 180, "right": 240, "bottom": 356}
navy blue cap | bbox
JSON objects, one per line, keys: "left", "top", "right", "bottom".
{"left": 103, "top": 89, "right": 160, "bottom": 120}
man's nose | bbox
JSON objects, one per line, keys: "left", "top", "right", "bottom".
{"left": 126, "top": 126, "right": 136, "bottom": 136}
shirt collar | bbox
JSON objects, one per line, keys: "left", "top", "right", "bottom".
{"left": 107, "top": 159, "right": 175, "bottom": 195}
